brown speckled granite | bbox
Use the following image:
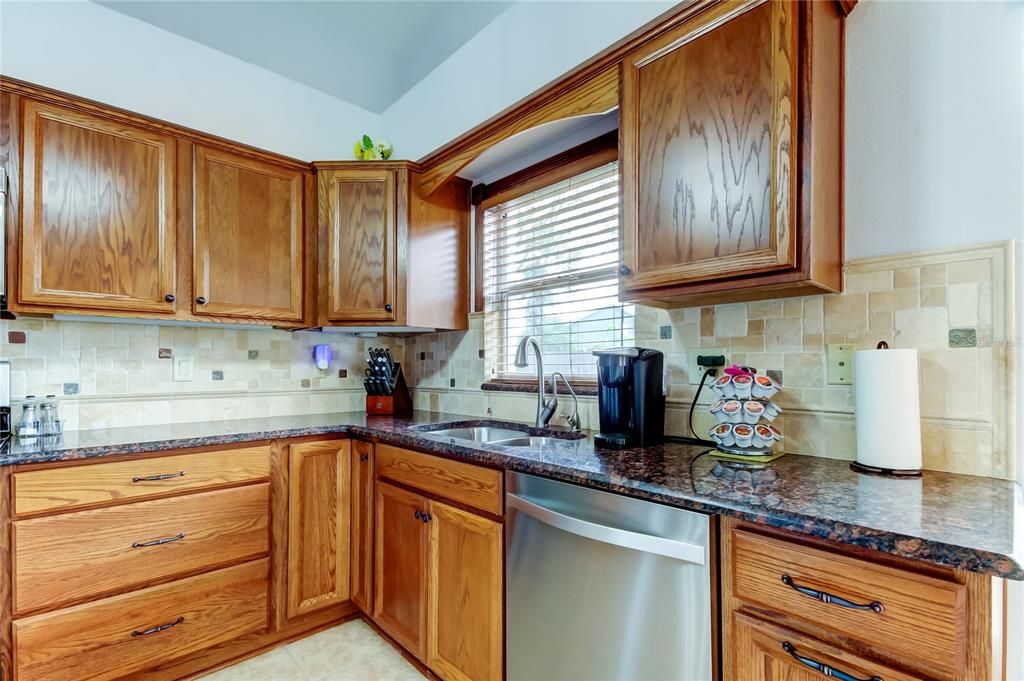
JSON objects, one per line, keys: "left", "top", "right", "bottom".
{"left": 2, "top": 411, "right": 1021, "bottom": 580}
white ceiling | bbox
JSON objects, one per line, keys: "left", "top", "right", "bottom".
{"left": 95, "top": 0, "right": 513, "bottom": 113}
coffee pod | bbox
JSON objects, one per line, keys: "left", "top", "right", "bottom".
{"left": 710, "top": 399, "right": 728, "bottom": 424}
{"left": 712, "top": 375, "right": 734, "bottom": 398}
{"left": 762, "top": 401, "right": 783, "bottom": 421}
{"left": 711, "top": 423, "right": 735, "bottom": 447}
{"left": 733, "top": 375, "right": 753, "bottom": 399}
{"left": 742, "top": 400, "right": 765, "bottom": 424}
{"left": 753, "top": 424, "right": 775, "bottom": 448}
{"left": 733, "top": 424, "right": 754, "bottom": 448}
{"left": 752, "top": 374, "right": 780, "bottom": 399}
{"left": 767, "top": 424, "right": 784, "bottom": 442}
{"left": 722, "top": 400, "right": 743, "bottom": 424}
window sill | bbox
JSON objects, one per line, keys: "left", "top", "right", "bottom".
{"left": 480, "top": 381, "right": 598, "bottom": 397}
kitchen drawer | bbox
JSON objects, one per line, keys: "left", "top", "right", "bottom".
{"left": 731, "top": 528, "right": 967, "bottom": 678}
{"left": 375, "top": 444, "right": 502, "bottom": 515}
{"left": 13, "top": 483, "right": 269, "bottom": 614}
{"left": 12, "top": 445, "right": 271, "bottom": 515}
{"left": 730, "top": 612, "right": 924, "bottom": 681}
{"left": 13, "top": 558, "right": 269, "bottom": 681}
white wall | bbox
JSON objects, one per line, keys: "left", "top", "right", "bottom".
{"left": 0, "top": 0, "right": 382, "bottom": 161}
{"left": 382, "top": 0, "right": 675, "bottom": 161}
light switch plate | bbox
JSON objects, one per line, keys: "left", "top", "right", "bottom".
{"left": 173, "top": 356, "right": 194, "bottom": 382}
{"left": 688, "top": 347, "right": 727, "bottom": 385}
{"left": 826, "top": 344, "right": 854, "bottom": 385}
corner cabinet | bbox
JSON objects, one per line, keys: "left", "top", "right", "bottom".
{"left": 619, "top": 0, "right": 845, "bottom": 306}
{"left": 315, "top": 161, "right": 471, "bottom": 330}
{"left": 287, "top": 440, "right": 351, "bottom": 619}
{"left": 18, "top": 99, "right": 178, "bottom": 313}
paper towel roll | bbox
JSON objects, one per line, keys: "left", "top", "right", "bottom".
{"left": 853, "top": 347, "right": 922, "bottom": 473}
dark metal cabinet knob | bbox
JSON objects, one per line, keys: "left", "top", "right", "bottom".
{"left": 384, "top": 303, "right": 393, "bottom": 313}
{"left": 359, "top": 453, "right": 369, "bottom": 462}
{"left": 196, "top": 296, "right": 208, "bottom": 305}
{"left": 414, "top": 509, "right": 423, "bottom": 520}
{"left": 618, "top": 264, "right": 631, "bottom": 276}
{"left": 422, "top": 513, "right": 432, "bottom": 523}
{"left": 164, "top": 294, "right": 176, "bottom": 303}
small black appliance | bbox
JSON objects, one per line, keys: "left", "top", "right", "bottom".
{"left": 593, "top": 347, "right": 665, "bottom": 449}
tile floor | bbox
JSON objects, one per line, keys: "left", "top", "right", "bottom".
{"left": 200, "top": 619, "right": 425, "bottom": 680}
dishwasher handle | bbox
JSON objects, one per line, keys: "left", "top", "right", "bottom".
{"left": 507, "top": 492, "right": 706, "bottom": 565}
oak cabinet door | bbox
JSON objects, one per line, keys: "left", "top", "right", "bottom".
{"left": 620, "top": 0, "right": 798, "bottom": 291}
{"left": 350, "top": 440, "right": 375, "bottom": 614}
{"left": 287, "top": 440, "right": 351, "bottom": 619}
{"left": 193, "top": 145, "right": 304, "bottom": 321}
{"left": 374, "top": 481, "right": 428, "bottom": 660}
{"left": 320, "top": 169, "right": 397, "bottom": 322}
{"left": 19, "top": 100, "right": 177, "bottom": 312}
{"left": 427, "top": 501, "right": 503, "bottom": 681}
{"left": 730, "top": 613, "right": 921, "bottom": 681}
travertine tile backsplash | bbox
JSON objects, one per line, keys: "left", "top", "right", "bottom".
{"left": 1, "top": 241, "right": 1015, "bottom": 479}
{"left": 0, "top": 321, "right": 405, "bottom": 431}
{"left": 408, "top": 242, "right": 1016, "bottom": 479}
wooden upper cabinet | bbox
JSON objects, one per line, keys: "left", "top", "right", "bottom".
{"left": 319, "top": 168, "right": 397, "bottom": 322}
{"left": 620, "top": 0, "right": 845, "bottom": 306}
{"left": 287, "top": 440, "right": 351, "bottom": 619}
{"left": 18, "top": 100, "right": 177, "bottom": 313}
{"left": 193, "top": 145, "right": 304, "bottom": 322}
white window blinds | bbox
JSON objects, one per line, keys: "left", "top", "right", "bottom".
{"left": 483, "top": 160, "right": 634, "bottom": 381}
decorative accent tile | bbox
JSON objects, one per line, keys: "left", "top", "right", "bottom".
{"left": 158, "top": 348, "right": 173, "bottom": 359}
{"left": 949, "top": 328, "right": 978, "bottom": 348}
{"left": 338, "top": 369, "right": 348, "bottom": 378}
{"left": 8, "top": 331, "right": 26, "bottom": 344}
{"left": 212, "top": 371, "right": 224, "bottom": 381}
{"left": 62, "top": 382, "right": 79, "bottom": 395}
{"left": 659, "top": 325, "right": 672, "bottom": 339}
{"left": 300, "top": 378, "right": 310, "bottom": 388}
{"left": 248, "top": 350, "right": 259, "bottom": 359}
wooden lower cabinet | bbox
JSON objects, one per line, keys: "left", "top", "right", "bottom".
{"left": 427, "top": 500, "right": 503, "bottom": 681}
{"left": 732, "top": 612, "right": 921, "bottom": 681}
{"left": 373, "top": 447, "right": 504, "bottom": 681}
{"left": 374, "top": 481, "right": 429, "bottom": 659}
{"left": 350, "top": 440, "right": 375, "bottom": 614}
{"left": 13, "top": 559, "right": 269, "bottom": 681}
{"left": 287, "top": 440, "right": 352, "bottom": 619}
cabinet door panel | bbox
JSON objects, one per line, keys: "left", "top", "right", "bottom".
{"left": 730, "top": 613, "right": 922, "bottom": 681}
{"left": 427, "top": 501, "right": 502, "bottom": 681}
{"left": 287, "top": 440, "right": 351, "bottom": 619}
{"left": 374, "top": 481, "right": 427, "bottom": 660}
{"left": 194, "top": 145, "right": 304, "bottom": 321}
{"left": 350, "top": 440, "right": 374, "bottom": 614}
{"left": 19, "top": 100, "right": 176, "bottom": 312}
{"left": 322, "top": 169, "right": 396, "bottom": 321}
{"left": 621, "top": 0, "right": 797, "bottom": 289}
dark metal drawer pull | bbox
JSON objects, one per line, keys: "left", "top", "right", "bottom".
{"left": 131, "top": 616, "right": 184, "bottom": 638}
{"left": 132, "top": 471, "right": 186, "bottom": 483}
{"left": 782, "top": 575, "right": 884, "bottom": 613}
{"left": 132, "top": 532, "right": 185, "bottom": 549}
{"left": 783, "top": 642, "right": 881, "bottom": 681}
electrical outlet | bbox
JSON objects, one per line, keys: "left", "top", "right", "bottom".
{"left": 688, "top": 347, "right": 726, "bottom": 384}
{"left": 826, "top": 344, "right": 854, "bottom": 385}
{"left": 172, "top": 356, "right": 194, "bottom": 382}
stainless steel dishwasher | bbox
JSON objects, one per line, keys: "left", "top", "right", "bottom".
{"left": 506, "top": 472, "right": 712, "bottom": 681}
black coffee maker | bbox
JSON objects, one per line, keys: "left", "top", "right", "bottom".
{"left": 593, "top": 348, "right": 665, "bottom": 449}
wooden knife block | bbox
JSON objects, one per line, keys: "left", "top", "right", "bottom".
{"left": 366, "top": 365, "right": 413, "bottom": 416}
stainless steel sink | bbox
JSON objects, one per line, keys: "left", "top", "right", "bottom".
{"left": 490, "top": 436, "right": 574, "bottom": 448}
{"left": 426, "top": 426, "right": 526, "bottom": 443}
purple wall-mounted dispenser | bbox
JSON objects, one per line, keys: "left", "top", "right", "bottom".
{"left": 313, "top": 344, "right": 332, "bottom": 371}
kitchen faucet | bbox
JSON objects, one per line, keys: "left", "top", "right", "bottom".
{"left": 550, "top": 372, "right": 581, "bottom": 431}
{"left": 514, "top": 335, "right": 557, "bottom": 428}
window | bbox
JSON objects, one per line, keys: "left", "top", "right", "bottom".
{"left": 482, "top": 159, "right": 634, "bottom": 382}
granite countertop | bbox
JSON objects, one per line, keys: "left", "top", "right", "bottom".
{"left": 3, "top": 410, "right": 1021, "bottom": 580}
